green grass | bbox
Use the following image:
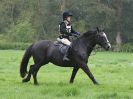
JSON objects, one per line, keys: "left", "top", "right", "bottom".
{"left": 0, "top": 50, "right": 133, "bottom": 99}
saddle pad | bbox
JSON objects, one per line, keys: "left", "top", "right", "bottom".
{"left": 54, "top": 41, "right": 68, "bottom": 54}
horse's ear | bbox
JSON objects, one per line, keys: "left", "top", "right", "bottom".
{"left": 96, "top": 27, "right": 100, "bottom": 33}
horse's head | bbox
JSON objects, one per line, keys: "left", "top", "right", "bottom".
{"left": 95, "top": 27, "right": 111, "bottom": 50}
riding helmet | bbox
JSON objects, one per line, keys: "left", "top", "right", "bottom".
{"left": 63, "top": 12, "right": 73, "bottom": 20}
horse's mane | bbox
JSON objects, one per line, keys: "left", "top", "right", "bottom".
{"left": 82, "top": 30, "right": 97, "bottom": 37}
{"left": 72, "top": 30, "right": 97, "bottom": 48}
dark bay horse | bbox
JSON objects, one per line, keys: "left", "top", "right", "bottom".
{"left": 20, "top": 28, "right": 111, "bottom": 85}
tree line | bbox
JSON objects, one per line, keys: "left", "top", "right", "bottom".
{"left": 0, "top": 0, "right": 133, "bottom": 50}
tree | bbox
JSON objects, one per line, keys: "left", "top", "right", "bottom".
{"left": 0, "top": 0, "right": 132, "bottom": 46}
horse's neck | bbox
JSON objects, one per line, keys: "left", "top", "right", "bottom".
{"left": 86, "top": 38, "right": 96, "bottom": 55}
{"left": 87, "top": 43, "right": 96, "bottom": 55}
{"left": 72, "top": 35, "right": 96, "bottom": 55}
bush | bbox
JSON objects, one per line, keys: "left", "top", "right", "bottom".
{"left": 6, "top": 21, "right": 37, "bottom": 43}
{"left": 120, "top": 44, "right": 133, "bottom": 52}
{"left": 111, "top": 44, "right": 133, "bottom": 52}
{"left": 0, "top": 41, "right": 31, "bottom": 50}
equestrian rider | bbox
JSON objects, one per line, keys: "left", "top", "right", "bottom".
{"left": 58, "top": 12, "right": 80, "bottom": 61}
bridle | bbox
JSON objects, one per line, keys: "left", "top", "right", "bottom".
{"left": 90, "top": 32, "right": 110, "bottom": 56}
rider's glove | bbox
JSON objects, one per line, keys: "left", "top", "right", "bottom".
{"left": 76, "top": 32, "right": 80, "bottom": 36}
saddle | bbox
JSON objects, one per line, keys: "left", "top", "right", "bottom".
{"left": 54, "top": 41, "right": 69, "bottom": 54}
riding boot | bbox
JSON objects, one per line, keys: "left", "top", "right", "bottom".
{"left": 63, "top": 46, "right": 71, "bottom": 61}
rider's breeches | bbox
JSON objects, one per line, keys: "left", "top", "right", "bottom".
{"left": 57, "top": 38, "right": 71, "bottom": 46}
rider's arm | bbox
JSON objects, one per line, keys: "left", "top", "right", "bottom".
{"left": 60, "top": 23, "right": 72, "bottom": 36}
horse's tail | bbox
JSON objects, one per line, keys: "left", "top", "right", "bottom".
{"left": 20, "top": 44, "right": 33, "bottom": 78}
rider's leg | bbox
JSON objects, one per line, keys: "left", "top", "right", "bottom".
{"left": 63, "top": 46, "right": 71, "bottom": 61}
{"left": 61, "top": 38, "right": 71, "bottom": 61}
{"left": 61, "top": 38, "right": 71, "bottom": 45}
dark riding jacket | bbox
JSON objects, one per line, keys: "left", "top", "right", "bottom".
{"left": 59, "top": 21, "right": 77, "bottom": 40}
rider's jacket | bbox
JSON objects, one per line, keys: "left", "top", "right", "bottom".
{"left": 59, "top": 20, "right": 76, "bottom": 40}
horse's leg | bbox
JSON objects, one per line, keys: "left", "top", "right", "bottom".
{"left": 70, "top": 67, "right": 79, "bottom": 83}
{"left": 22, "top": 65, "right": 34, "bottom": 83}
{"left": 32, "top": 64, "right": 42, "bottom": 85}
{"left": 81, "top": 64, "right": 98, "bottom": 85}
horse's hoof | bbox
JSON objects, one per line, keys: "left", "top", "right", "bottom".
{"left": 95, "top": 83, "right": 100, "bottom": 85}
{"left": 94, "top": 81, "right": 99, "bottom": 85}
{"left": 70, "top": 81, "right": 74, "bottom": 84}
{"left": 70, "top": 82, "right": 73, "bottom": 84}
{"left": 22, "top": 79, "right": 29, "bottom": 83}
{"left": 34, "top": 83, "right": 39, "bottom": 85}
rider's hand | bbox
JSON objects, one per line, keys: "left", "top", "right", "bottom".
{"left": 76, "top": 32, "right": 80, "bottom": 36}
{"left": 72, "top": 33, "right": 79, "bottom": 37}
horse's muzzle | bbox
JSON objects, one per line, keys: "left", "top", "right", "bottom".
{"left": 105, "top": 43, "right": 111, "bottom": 50}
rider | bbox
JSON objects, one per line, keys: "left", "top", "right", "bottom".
{"left": 58, "top": 12, "right": 80, "bottom": 61}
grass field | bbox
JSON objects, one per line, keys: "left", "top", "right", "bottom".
{"left": 0, "top": 50, "right": 133, "bottom": 99}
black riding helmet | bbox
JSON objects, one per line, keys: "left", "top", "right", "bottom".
{"left": 63, "top": 12, "right": 73, "bottom": 21}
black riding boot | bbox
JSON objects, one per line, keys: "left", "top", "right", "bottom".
{"left": 63, "top": 46, "right": 71, "bottom": 61}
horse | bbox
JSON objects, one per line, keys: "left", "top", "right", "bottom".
{"left": 20, "top": 27, "right": 111, "bottom": 85}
